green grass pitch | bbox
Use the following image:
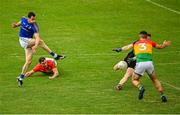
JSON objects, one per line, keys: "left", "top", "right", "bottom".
{"left": 0, "top": 0, "right": 180, "bottom": 114}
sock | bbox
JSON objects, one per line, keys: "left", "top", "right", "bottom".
{"left": 138, "top": 84, "right": 143, "bottom": 90}
{"left": 50, "top": 52, "right": 58, "bottom": 58}
{"left": 160, "top": 92, "right": 164, "bottom": 96}
{"left": 19, "top": 74, "right": 24, "bottom": 80}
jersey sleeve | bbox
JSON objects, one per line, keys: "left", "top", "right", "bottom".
{"left": 151, "top": 40, "right": 157, "bottom": 47}
{"left": 21, "top": 16, "right": 25, "bottom": 20}
{"left": 132, "top": 40, "right": 138, "bottom": 46}
{"left": 32, "top": 22, "right": 39, "bottom": 33}
{"left": 21, "top": 17, "right": 26, "bottom": 23}
{"left": 32, "top": 64, "right": 41, "bottom": 72}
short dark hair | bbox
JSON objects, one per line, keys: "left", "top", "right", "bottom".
{"left": 139, "top": 31, "right": 148, "bottom": 38}
{"left": 28, "top": 12, "right": 36, "bottom": 18}
{"left": 139, "top": 31, "right": 148, "bottom": 35}
{"left": 39, "top": 57, "right": 45, "bottom": 63}
{"left": 147, "top": 33, "right": 151, "bottom": 37}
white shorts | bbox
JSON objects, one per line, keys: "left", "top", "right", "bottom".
{"left": 19, "top": 37, "right": 32, "bottom": 48}
{"left": 134, "top": 61, "right": 154, "bottom": 76}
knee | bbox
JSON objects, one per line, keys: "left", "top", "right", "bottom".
{"left": 132, "top": 77, "right": 137, "bottom": 82}
{"left": 132, "top": 75, "right": 136, "bottom": 80}
{"left": 39, "top": 39, "right": 44, "bottom": 45}
{"left": 132, "top": 73, "right": 140, "bottom": 81}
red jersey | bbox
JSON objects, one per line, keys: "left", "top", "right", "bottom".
{"left": 33, "top": 60, "right": 56, "bottom": 73}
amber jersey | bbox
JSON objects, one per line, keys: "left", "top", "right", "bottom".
{"left": 133, "top": 39, "right": 157, "bottom": 62}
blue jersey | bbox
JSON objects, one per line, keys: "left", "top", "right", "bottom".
{"left": 19, "top": 17, "right": 39, "bottom": 38}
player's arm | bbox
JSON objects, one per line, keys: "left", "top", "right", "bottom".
{"left": 113, "top": 44, "right": 133, "bottom": 52}
{"left": 12, "top": 21, "right": 21, "bottom": 28}
{"left": 155, "top": 40, "right": 171, "bottom": 49}
{"left": 25, "top": 70, "right": 35, "bottom": 77}
{"left": 49, "top": 67, "right": 59, "bottom": 80}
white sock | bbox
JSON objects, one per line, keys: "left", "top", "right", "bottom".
{"left": 54, "top": 54, "right": 58, "bottom": 58}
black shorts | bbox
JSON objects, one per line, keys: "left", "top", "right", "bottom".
{"left": 125, "top": 60, "right": 136, "bottom": 69}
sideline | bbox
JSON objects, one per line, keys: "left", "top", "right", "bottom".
{"left": 145, "top": 0, "right": 180, "bottom": 15}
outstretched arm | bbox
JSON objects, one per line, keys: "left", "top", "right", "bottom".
{"left": 25, "top": 70, "right": 35, "bottom": 77}
{"left": 155, "top": 40, "right": 171, "bottom": 49}
{"left": 49, "top": 68, "right": 59, "bottom": 80}
{"left": 121, "top": 44, "right": 133, "bottom": 51}
{"left": 113, "top": 44, "right": 133, "bottom": 52}
{"left": 12, "top": 21, "right": 21, "bottom": 28}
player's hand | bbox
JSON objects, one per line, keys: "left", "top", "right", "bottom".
{"left": 25, "top": 72, "right": 30, "bottom": 77}
{"left": 163, "top": 40, "right": 171, "bottom": 47}
{"left": 112, "top": 48, "right": 122, "bottom": 52}
{"left": 49, "top": 76, "right": 55, "bottom": 80}
{"left": 12, "top": 23, "right": 17, "bottom": 28}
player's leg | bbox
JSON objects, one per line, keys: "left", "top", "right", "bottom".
{"left": 132, "top": 73, "right": 145, "bottom": 100}
{"left": 132, "top": 73, "right": 141, "bottom": 88}
{"left": 38, "top": 39, "right": 52, "bottom": 53}
{"left": 27, "top": 39, "right": 35, "bottom": 48}
{"left": 116, "top": 68, "right": 134, "bottom": 90}
{"left": 27, "top": 39, "right": 53, "bottom": 54}
{"left": 149, "top": 72, "right": 167, "bottom": 102}
{"left": 132, "top": 62, "right": 144, "bottom": 88}
{"left": 38, "top": 39, "right": 65, "bottom": 60}
{"left": 149, "top": 72, "right": 164, "bottom": 92}
{"left": 18, "top": 48, "right": 33, "bottom": 86}
{"left": 22, "top": 48, "right": 33, "bottom": 74}
{"left": 132, "top": 62, "right": 145, "bottom": 100}
{"left": 27, "top": 38, "right": 65, "bottom": 60}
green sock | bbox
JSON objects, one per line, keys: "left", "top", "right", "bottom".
{"left": 138, "top": 84, "right": 143, "bottom": 90}
{"left": 160, "top": 92, "right": 164, "bottom": 96}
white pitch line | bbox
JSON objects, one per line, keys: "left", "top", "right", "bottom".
{"left": 145, "top": 0, "right": 180, "bottom": 15}
{"left": 160, "top": 80, "right": 180, "bottom": 91}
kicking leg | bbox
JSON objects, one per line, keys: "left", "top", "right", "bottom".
{"left": 38, "top": 39, "right": 52, "bottom": 53}
{"left": 38, "top": 39, "right": 65, "bottom": 60}
{"left": 27, "top": 38, "right": 65, "bottom": 60}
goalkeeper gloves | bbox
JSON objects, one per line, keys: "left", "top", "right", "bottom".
{"left": 112, "top": 48, "right": 122, "bottom": 52}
